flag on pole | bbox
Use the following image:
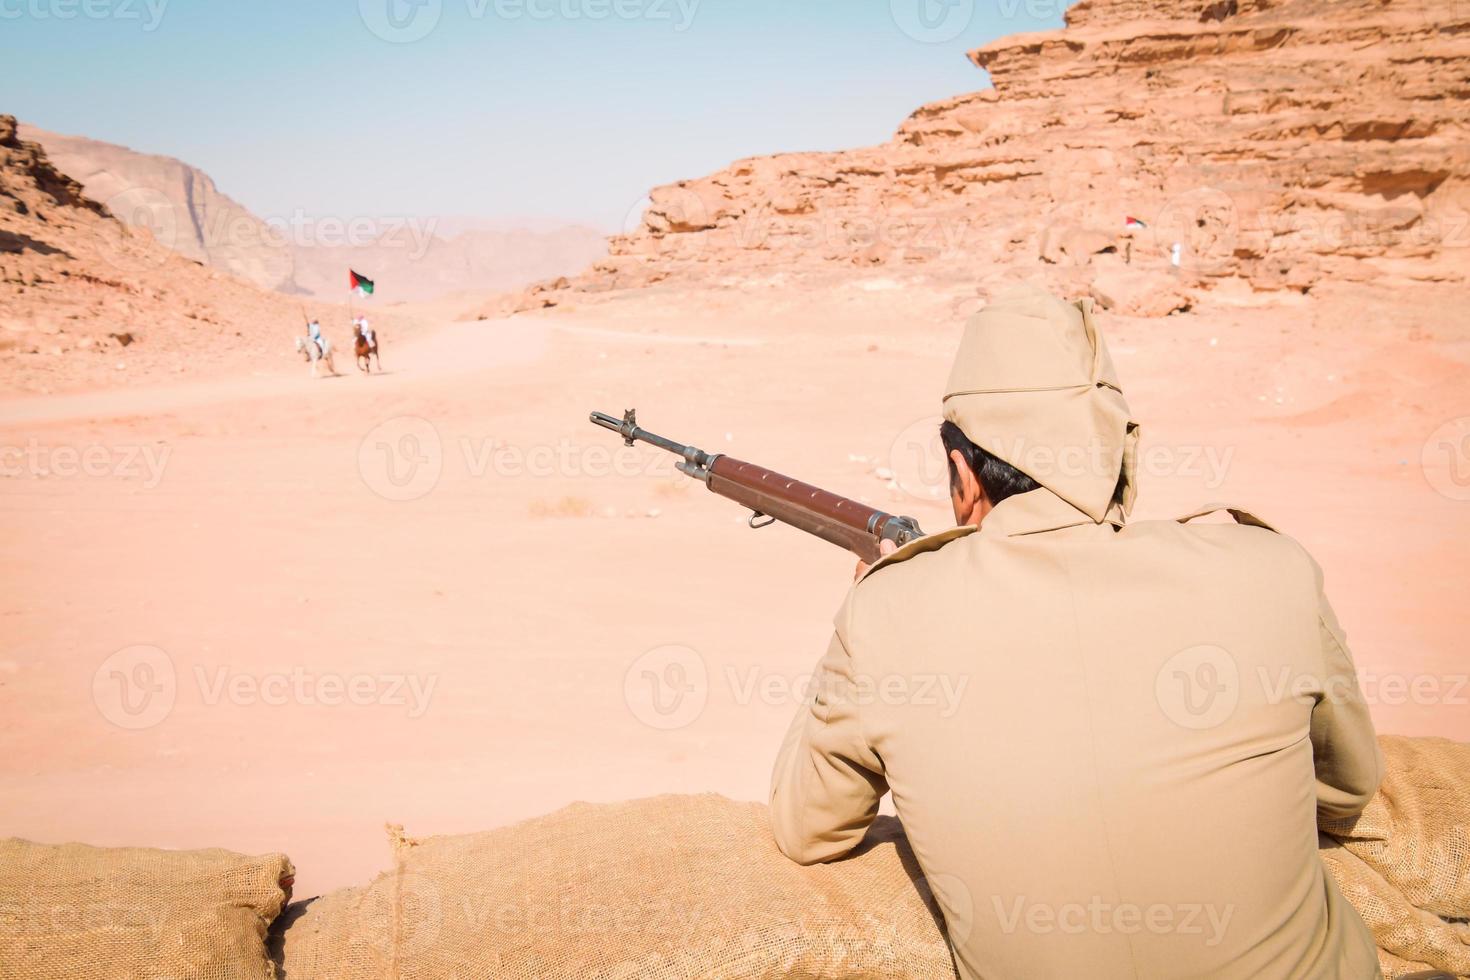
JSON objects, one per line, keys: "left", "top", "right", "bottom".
{"left": 349, "top": 270, "right": 375, "bottom": 296}
{"left": 1124, "top": 216, "right": 1147, "bottom": 230}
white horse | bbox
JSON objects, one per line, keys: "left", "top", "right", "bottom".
{"left": 295, "top": 336, "right": 338, "bottom": 378}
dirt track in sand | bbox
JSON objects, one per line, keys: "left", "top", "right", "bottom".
{"left": 1, "top": 279, "right": 1467, "bottom": 897}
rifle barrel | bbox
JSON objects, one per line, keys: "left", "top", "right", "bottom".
{"left": 588, "top": 408, "right": 924, "bottom": 562}
{"left": 589, "top": 410, "right": 711, "bottom": 465}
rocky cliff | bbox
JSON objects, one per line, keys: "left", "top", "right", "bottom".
{"left": 565, "top": 0, "right": 1469, "bottom": 313}
{"left": 21, "top": 124, "right": 298, "bottom": 293}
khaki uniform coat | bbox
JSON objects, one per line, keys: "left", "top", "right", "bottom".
{"left": 770, "top": 286, "right": 1382, "bottom": 979}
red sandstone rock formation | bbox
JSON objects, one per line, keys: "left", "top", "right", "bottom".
{"left": 565, "top": 0, "right": 1469, "bottom": 314}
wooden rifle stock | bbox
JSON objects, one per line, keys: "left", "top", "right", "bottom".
{"left": 590, "top": 409, "right": 924, "bottom": 563}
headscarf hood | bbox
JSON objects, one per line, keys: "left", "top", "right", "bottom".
{"left": 942, "top": 284, "right": 1139, "bottom": 523}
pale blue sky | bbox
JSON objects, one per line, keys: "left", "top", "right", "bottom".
{"left": 3, "top": 0, "right": 1069, "bottom": 229}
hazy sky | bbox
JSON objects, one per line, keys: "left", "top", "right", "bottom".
{"left": 4, "top": 0, "right": 1068, "bottom": 230}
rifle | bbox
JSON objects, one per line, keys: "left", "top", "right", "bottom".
{"left": 590, "top": 409, "right": 925, "bottom": 564}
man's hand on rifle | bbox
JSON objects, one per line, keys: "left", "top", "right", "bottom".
{"left": 854, "top": 539, "right": 898, "bottom": 582}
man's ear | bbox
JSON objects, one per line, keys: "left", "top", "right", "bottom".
{"left": 948, "top": 448, "right": 977, "bottom": 499}
{"left": 949, "top": 448, "right": 985, "bottom": 524}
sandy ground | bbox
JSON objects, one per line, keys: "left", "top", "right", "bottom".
{"left": 2, "top": 276, "right": 1467, "bottom": 898}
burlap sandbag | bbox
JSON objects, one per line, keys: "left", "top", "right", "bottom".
{"left": 1319, "top": 840, "right": 1470, "bottom": 979}
{"left": 272, "top": 793, "right": 955, "bottom": 980}
{"left": 1321, "top": 736, "right": 1470, "bottom": 917}
{"left": 273, "top": 737, "right": 1468, "bottom": 979}
{"left": 1318, "top": 735, "right": 1470, "bottom": 979}
{"left": 0, "top": 838, "right": 294, "bottom": 980}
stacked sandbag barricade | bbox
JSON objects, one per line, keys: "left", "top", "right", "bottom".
{"left": 1320, "top": 736, "right": 1470, "bottom": 979}
{"left": 0, "top": 840, "right": 294, "bottom": 980}
{"left": 2, "top": 735, "right": 1466, "bottom": 979}
{"left": 269, "top": 795, "right": 956, "bottom": 979}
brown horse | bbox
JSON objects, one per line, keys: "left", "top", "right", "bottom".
{"left": 352, "top": 324, "right": 380, "bottom": 373}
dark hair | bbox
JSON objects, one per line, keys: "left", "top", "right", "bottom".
{"left": 939, "top": 420, "right": 1041, "bottom": 505}
{"left": 940, "top": 420, "right": 1130, "bottom": 509}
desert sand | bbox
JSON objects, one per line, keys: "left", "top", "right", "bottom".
{"left": 2, "top": 271, "right": 1467, "bottom": 899}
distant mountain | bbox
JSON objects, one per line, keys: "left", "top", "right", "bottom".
{"left": 20, "top": 123, "right": 297, "bottom": 293}
{"left": 17, "top": 124, "right": 608, "bottom": 303}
